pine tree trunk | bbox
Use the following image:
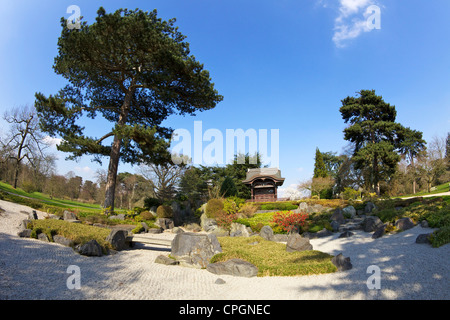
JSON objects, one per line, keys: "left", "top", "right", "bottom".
{"left": 103, "top": 135, "right": 122, "bottom": 214}
{"left": 103, "top": 84, "right": 135, "bottom": 213}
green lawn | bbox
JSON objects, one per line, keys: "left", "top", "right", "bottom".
{"left": 0, "top": 181, "right": 101, "bottom": 209}
{"left": 396, "top": 182, "right": 450, "bottom": 198}
{"left": 0, "top": 181, "right": 108, "bottom": 217}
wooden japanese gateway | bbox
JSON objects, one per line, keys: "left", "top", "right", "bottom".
{"left": 242, "top": 168, "right": 285, "bottom": 202}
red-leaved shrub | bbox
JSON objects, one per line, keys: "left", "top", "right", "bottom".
{"left": 272, "top": 211, "right": 308, "bottom": 232}
{"left": 215, "top": 210, "right": 239, "bottom": 231}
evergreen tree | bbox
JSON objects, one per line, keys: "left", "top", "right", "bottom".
{"left": 35, "top": 8, "right": 222, "bottom": 212}
{"left": 313, "top": 147, "right": 328, "bottom": 178}
{"left": 340, "top": 90, "right": 423, "bottom": 195}
{"left": 220, "top": 176, "right": 238, "bottom": 198}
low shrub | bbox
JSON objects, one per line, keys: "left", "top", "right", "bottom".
{"left": 156, "top": 205, "right": 173, "bottom": 218}
{"left": 223, "top": 198, "right": 240, "bottom": 215}
{"left": 140, "top": 211, "right": 154, "bottom": 220}
{"left": 238, "top": 202, "right": 258, "bottom": 218}
{"left": 429, "top": 225, "right": 450, "bottom": 248}
{"left": 21, "top": 181, "right": 37, "bottom": 194}
{"left": 205, "top": 198, "right": 224, "bottom": 218}
{"left": 306, "top": 220, "right": 332, "bottom": 233}
{"left": 377, "top": 208, "right": 402, "bottom": 223}
{"left": 82, "top": 214, "right": 110, "bottom": 225}
{"left": 341, "top": 187, "right": 360, "bottom": 200}
{"left": 260, "top": 203, "right": 298, "bottom": 211}
{"left": 132, "top": 225, "right": 145, "bottom": 234}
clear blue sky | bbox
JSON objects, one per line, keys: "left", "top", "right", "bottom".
{"left": 1, "top": 0, "right": 449, "bottom": 196}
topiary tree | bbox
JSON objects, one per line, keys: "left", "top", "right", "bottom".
{"left": 156, "top": 205, "right": 173, "bottom": 218}
{"left": 205, "top": 198, "right": 224, "bottom": 219}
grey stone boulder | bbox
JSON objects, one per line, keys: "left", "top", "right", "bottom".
{"left": 420, "top": 220, "right": 429, "bottom": 228}
{"left": 76, "top": 239, "right": 103, "bottom": 257}
{"left": 215, "top": 278, "right": 226, "bottom": 284}
{"left": 29, "top": 210, "right": 38, "bottom": 220}
{"left": 286, "top": 234, "right": 313, "bottom": 252}
{"left": 17, "top": 229, "right": 32, "bottom": 238}
{"left": 108, "top": 214, "right": 125, "bottom": 221}
{"left": 365, "top": 202, "right": 377, "bottom": 214}
{"left": 172, "top": 227, "right": 185, "bottom": 234}
{"left": 395, "top": 217, "right": 415, "bottom": 231}
{"left": 415, "top": 234, "right": 431, "bottom": 244}
{"left": 331, "top": 220, "right": 341, "bottom": 232}
{"left": 303, "top": 228, "right": 333, "bottom": 239}
{"left": 155, "top": 255, "right": 179, "bottom": 265}
{"left": 331, "top": 208, "right": 345, "bottom": 224}
{"left": 63, "top": 210, "right": 77, "bottom": 221}
{"left": 157, "top": 218, "right": 174, "bottom": 230}
{"left": 362, "top": 216, "right": 383, "bottom": 232}
{"left": 259, "top": 225, "right": 274, "bottom": 241}
{"left": 207, "top": 259, "right": 258, "bottom": 277}
{"left": 106, "top": 229, "right": 128, "bottom": 251}
{"left": 148, "top": 228, "right": 163, "bottom": 234}
{"left": 372, "top": 224, "right": 387, "bottom": 239}
{"left": 343, "top": 206, "right": 356, "bottom": 218}
{"left": 141, "top": 222, "right": 150, "bottom": 232}
{"left": 230, "top": 223, "right": 251, "bottom": 237}
{"left": 53, "top": 235, "right": 74, "bottom": 247}
{"left": 331, "top": 253, "right": 352, "bottom": 271}
{"left": 21, "top": 219, "right": 31, "bottom": 230}
{"left": 38, "top": 233, "right": 49, "bottom": 242}
{"left": 295, "top": 202, "right": 308, "bottom": 213}
{"left": 209, "top": 227, "right": 229, "bottom": 237}
{"left": 200, "top": 213, "right": 218, "bottom": 232}
{"left": 338, "top": 231, "right": 354, "bottom": 238}
{"left": 307, "top": 204, "right": 327, "bottom": 214}
{"left": 184, "top": 223, "right": 202, "bottom": 233}
{"left": 171, "top": 232, "right": 222, "bottom": 268}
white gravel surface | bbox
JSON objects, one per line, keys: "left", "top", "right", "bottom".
{"left": 0, "top": 199, "right": 449, "bottom": 300}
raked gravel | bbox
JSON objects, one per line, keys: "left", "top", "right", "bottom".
{"left": 0, "top": 199, "right": 449, "bottom": 300}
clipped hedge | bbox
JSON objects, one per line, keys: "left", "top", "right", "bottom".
{"left": 205, "top": 199, "right": 224, "bottom": 218}
{"left": 156, "top": 205, "right": 173, "bottom": 218}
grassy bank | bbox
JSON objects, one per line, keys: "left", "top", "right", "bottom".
{"left": 28, "top": 219, "right": 112, "bottom": 252}
{"left": 0, "top": 181, "right": 126, "bottom": 217}
{"left": 396, "top": 181, "right": 450, "bottom": 198}
{"left": 212, "top": 236, "right": 337, "bottom": 277}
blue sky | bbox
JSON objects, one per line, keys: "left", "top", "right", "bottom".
{"left": 0, "top": 0, "right": 449, "bottom": 196}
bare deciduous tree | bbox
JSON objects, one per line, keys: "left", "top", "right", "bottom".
{"left": 138, "top": 162, "right": 186, "bottom": 202}
{"left": 1, "top": 106, "right": 50, "bottom": 188}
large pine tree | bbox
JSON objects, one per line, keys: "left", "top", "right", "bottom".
{"left": 35, "top": 8, "right": 222, "bottom": 212}
{"left": 339, "top": 90, "right": 423, "bottom": 195}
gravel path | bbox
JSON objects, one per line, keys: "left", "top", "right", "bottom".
{"left": 0, "top": 199, "right": 449, "bottom": 300}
